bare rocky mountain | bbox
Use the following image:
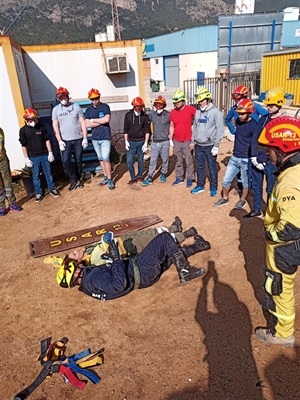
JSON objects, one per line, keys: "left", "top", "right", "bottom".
{"left": 0, "top": 0, "right": 297, "bottom": 45}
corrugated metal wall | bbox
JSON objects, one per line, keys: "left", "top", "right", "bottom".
{"left": 261, "top": 50, "right": 300, "bottom": 106}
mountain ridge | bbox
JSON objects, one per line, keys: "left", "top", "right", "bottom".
{"left": 0, "top": 0, "right": 298, "bottom": 45}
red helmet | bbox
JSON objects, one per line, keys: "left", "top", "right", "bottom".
{"left": 154, "top": 95, "right": 166, "bottom": 107}
{"left": 88, "top": 88, "right": 101, "bottom": 99}
{"left": 232, "top": 85, "right": 248, "bottom": 99}
{"left": 23, "top": 107, "right": 38, "bottom": 120}
{"left": 236, "top": 99, "right": 255, "bottom": 114}
{"left": 258, "top": 116, "right": 300, "bottom": 153}
{"left": 56, "top": 87, "right": 70, "bottom": 99}
{"left": 132, "top": 97, "right": 145, "bottom": 107}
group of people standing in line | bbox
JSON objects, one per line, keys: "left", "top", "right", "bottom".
{"left": 1, "top": 82, "right": 300, "bottom": 350}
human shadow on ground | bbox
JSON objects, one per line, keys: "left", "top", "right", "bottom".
{"left": 262, "top": 345, "right": 300, "bottom": 399}
{"left": 229, "top": 209, "right": 265, "bottom": 304}
{"left": 165, "top": 261, "right": 263, "bottom": 400}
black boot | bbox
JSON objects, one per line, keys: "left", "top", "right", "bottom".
{"left": 182, "top": 235, "right": 211, "bottom": 258}
{"left": 171, "top": 250, "right": 206, "bottom": 283}
{"left": 171, "top": 216, "right": 182, "bottom": 232}
{"left": 183, "top": 226, "right": 198, "bottom": 238}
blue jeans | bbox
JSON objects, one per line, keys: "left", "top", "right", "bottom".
{"left": 222, "top": 156, "right": 249, "bottom": 188}
{"left": 126, "top": 141, "right": 144, "bottom": 180}
{"left": 250, "top": 161, "right": 277, "bottom": 212}
{"left": 31, "top": 155, "right": 55, "bottom": 195}
{"left": 61, "top": 139, "right": 83, "bottom": 183}
{"left": 195, "top": 144, "right": 218, "bottom": 190}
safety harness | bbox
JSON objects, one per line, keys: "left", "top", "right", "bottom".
{"left": 14, "top": 337, "right": 104, "bottom": 399}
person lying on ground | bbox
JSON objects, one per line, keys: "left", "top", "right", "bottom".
{"left": 56, "top": 232, "right": 208, "bottom": 300}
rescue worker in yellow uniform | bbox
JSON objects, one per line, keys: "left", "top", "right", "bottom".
{"left": 255, "top": 116, "right": 300, "bottom": 347}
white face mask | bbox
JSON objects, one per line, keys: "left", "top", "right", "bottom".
{"left": 156, "top": 109, "right": 164, "bottom": 114}
{"left": 27, "top": 121, "right": 36, "bottom": 127}
{"left": 61, "top": 99, "right": 68, "bottom": 106}
{"left": 134, "top": 110, "right": 140, "bottom": 116}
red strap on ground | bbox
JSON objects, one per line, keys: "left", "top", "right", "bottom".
{"left": 59, "top": 365, "right": 87, "bottom": 389}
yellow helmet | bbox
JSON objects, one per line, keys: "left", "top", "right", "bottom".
{"left": 56, "top": 260, "right": 76, "bottom": 288}
{"left": 195, "top": 87, "right": 212, "bottom": 103}
{"left": 172, "top": 89, "right": 186, "bottom": 103}
{"left": 263, "top": 88, "right": 285, "bottom": 107}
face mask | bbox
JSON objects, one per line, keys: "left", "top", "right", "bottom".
{"left": 27, "top": 121, "right": 36, "bottom": 127}
{"left": 61, "top": 99, "right": 68, "bottom": 106}
{"left": 156, "top": 109, "right": 164, "bottom": 114}
{"left": 200, "top": 105, "right": 208, "bottom": 112}
{"left": 134, "top": 110, "right": 140, "bottom": 116}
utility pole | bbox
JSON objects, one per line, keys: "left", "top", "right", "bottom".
{"left": 111, "top": 0, "right": 121, "bottom": 41}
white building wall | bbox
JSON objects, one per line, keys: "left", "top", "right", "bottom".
{"left": 179, "top": 52, "right": 218, "bottom": 87}
{"left": 150, "top": 57, "right": 164, "bottom": 81}
{"left": 24, "top": 45, "right": 141, "bottom": 115}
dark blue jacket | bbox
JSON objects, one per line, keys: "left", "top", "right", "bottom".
{"left": 79, "top": 259, "right": 135, "bottom": 300}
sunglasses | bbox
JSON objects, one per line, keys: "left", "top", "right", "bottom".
{"left": 91, "top": 97, "right": 100, "bottom": 101}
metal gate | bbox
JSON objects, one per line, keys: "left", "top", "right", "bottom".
{"left": 183, "top": 72, "right": 261, "bottom": 114}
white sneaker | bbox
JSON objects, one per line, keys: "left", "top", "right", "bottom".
{"left": 255, "top": 328, "right": 295, "bottom": 347}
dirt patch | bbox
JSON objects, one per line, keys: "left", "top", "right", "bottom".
{"left": 2, "top": 139, "right": 299, "bottom": 400}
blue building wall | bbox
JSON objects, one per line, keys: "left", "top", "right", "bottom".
{"left": 144, "top": 20, "right": 299, "bottom": 60}
{"left": 144, "top": 25, "right": 218, "bottom": 58}
{"left": 282, "top": 20, "right": 300, "bottom": 48}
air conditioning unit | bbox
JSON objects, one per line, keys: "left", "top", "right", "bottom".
{"left": 105, "top": 54, "right": 129, "bottom": 74}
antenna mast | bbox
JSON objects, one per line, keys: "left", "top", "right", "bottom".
{"left": 111, "top": 0, "right": 121, "bottom": 41}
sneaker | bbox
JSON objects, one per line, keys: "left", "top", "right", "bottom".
{"left": 210, "top": 188, "right": 217, "bottom": 197}
{"left": 141, "top": 177, "right": 153, "bottom": 186}
{"left": 137, "top": 177, "right": 144, "bottom": 182}
{"left": 35, "top": 194, "right": 43, "bottom": 203}
{"left": 243, "top": 210, "right": 263, "bottom": 219}
{"left": 186, "top": 179, "right": 193, "bottom": 188}
{"left": 191, "top": 185, "right": 204, "bottom": 194}
{"left": 234, "top": 199, "right": 246, "bottom": 210}
{"left": 99, "top": 176, "right": 108, "bottom": 186}
{"left": 179, "top": 266, "right": 206, "bottom": 284}
{"left": 127, "top": 179, "right": 136, "bottom": 186}
{"left": 9, "top": 202, "right": 23, "bottom": 211}
{"left": 0, "top": 207, "right": 6, "bottom": 216}
{"left": 107, "top": 179, "right": 115, "bottom": 190}
{"left": 69, "top": 181, "right": 79, "bottom": 191}
{"left": 214, "top": 198, "right": 229, "bottom": 207}
{"left": 255, "top": 328, "right": 295, "bottom": 347}
{"left": 77, "top": 180, "right": 84, "bottom": 188}
{"left": 160, "top": 174, "right": 166, "bottom": 183}
{"left": 50, "top": 189, "right": 61, "bottom": 198}
{"left": 172, "top": 178, "right": 184, "bottom": 186}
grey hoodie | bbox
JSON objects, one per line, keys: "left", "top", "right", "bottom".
{"left": 192, "top": 104, "right": 224, "bottom": 147}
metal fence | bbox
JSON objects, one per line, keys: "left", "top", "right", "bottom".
{"left": 183, "top": 72, "right": 261, "bottom": 115}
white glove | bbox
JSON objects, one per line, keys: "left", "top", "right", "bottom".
{"left": 59, "top": 140, "right": 66, "bottom": 151}
{"left": 256, "top": 163, "right": 265, "bottom": 170}
{"left": 125, "top": 140, "right": 130, "bottom": 151}
{"left": 251, "top": 157, "right": 259, "bottom": 166}
{"left": 48, "top": 152, "right": 55, "bottom": 162}
{"left": 142, "top": 142, "right": 148, "bottom": 153}
{"left": 211, "top": 146, "right": 219, "bottom": 156}
{"left": 82, "top": 138, "right": 88, "bottom": 149}
{"left": 169, "top": 139, "right": 174, "bottom": 147}
{"left": 25, "top": 157, "right": 33, "bottom": 168}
